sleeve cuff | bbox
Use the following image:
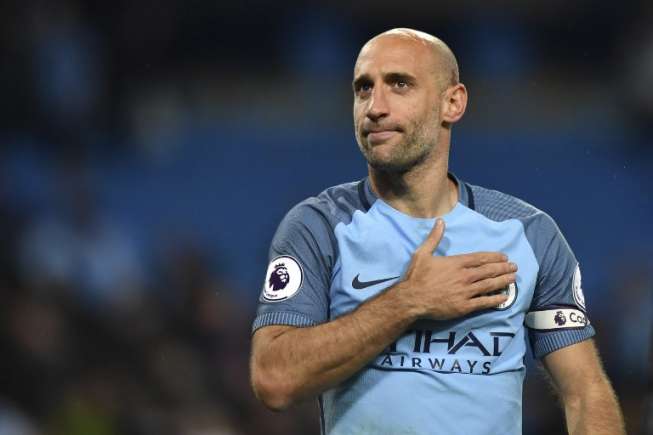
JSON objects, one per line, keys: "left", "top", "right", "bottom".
{"left": 529, "top": 324, "right": 596, "bottom": 359}
{"left": 251, "top": 311, "right": 318, "bottom": 334}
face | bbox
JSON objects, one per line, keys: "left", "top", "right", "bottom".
{"left": 353, "top": 36, "right": 445, "bottom": 172}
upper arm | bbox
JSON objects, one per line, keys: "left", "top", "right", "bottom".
{"left": 542, "top": 339, "right": 608, "bottom": 399}
{"left": 524, "top": 212, "right": 595, "bottom": 359}
{"left": 249, "top": 324, "right": 299, "bottom": 410}
{"left": 250, "top": 325, "right": 296, "bottom": 376}
{"left": 252, "top": 201, "right": 337, "bottom": 334}
{"left": 251, "top": 325, "right": 296, "bottom": 359}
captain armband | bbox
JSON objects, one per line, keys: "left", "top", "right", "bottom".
{"left": 525, "top": 308, "right": 589, "bottom": 331}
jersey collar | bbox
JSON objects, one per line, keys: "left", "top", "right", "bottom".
{"left": 361, "top": 171, "right": 472, "bottom": 211}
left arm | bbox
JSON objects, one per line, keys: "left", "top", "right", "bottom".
{"left": 543, "top": 339, "right": 626, "bottom": 435}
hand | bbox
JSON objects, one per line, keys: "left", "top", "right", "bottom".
{"left": 398, "top": 218, "right": 517, "bottom": 320}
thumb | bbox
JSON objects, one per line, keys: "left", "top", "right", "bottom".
{"left": 418, "top": 218, "right": 445, "bottom": 255}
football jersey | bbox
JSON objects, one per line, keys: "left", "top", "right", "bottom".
{"left": 252, "top": 173, "right": 594, "bottom": 435}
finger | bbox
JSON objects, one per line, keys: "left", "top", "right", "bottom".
{"left": 466, "top": 293, "right": 509, "bottom": 312}
{"left": 454, "top": 251, "right": 508, "bottom": 267}
{"left": 468, "top": 274, "right": 516, "bottom": 297}
{"left": 416, "top": 218, "right": 445, "bottom": 255}
{"left": 467, "top": 262, "right": 517, "bottom": 283}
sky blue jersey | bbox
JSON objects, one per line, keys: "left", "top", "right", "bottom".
{"left": 253, "top": 173, "right": 594, "bottom": 435}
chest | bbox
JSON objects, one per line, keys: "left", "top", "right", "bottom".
{"left": 329, "top": 206, "right": 539, "bottom": 330}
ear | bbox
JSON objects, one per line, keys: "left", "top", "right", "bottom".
{"left": 440, "top": 83, "right": 467, "bottom": 124}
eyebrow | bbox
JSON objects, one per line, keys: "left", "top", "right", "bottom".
{"left": 352, "top": 71, "right": 418, "bottom": 90}
{"left": 385, "top": 72, "right": 417, "bottom": 85}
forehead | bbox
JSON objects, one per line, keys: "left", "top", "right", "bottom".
{"left": 354, "top": 36, "right": 436, "bottom": 78}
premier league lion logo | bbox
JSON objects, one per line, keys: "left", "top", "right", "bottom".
{"left": 268, "top": 263, "right": 290, "bottom": 291}
{"left": 554, "top": 311, "right": 567, "bottom": 326}
{"left": 262, "top": 255, "right": 304, "bottom": 302}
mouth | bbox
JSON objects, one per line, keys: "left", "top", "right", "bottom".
{"left": 367, "top": 130, "right": 399, "bottom": 144}
{"left": 363, "top": 125, "right": 403, "bottom": 144}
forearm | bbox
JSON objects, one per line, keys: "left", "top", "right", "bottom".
{"left": 251, "top": 283, "right": 419, "bottom": 409}
{"left": 563, "top": 377, "right": 625, "bottom": 435}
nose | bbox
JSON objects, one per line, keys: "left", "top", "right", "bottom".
{"left": 366, "top": 86, "right": 389, "bottom": 122}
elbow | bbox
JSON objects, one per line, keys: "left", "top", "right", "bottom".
{"left": 250, "top": 364, "right": 297, "bottom": 412}
{"left": 252, "top": 380, "right": 294, "bottom": 412}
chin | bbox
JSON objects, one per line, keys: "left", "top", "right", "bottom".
{"left": 367, "top": 156, "right": 415, "bottom": 173}
{"left": 367, "top": 147, "right": 431, "bottom": 174}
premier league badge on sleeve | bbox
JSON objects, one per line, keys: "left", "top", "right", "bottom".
{"left": 262, "top": 255, "right": 304, "bottom": 302}
{"left": 572, "top": 264, "right": 586, "bottom": 310}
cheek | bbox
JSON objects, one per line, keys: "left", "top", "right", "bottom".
{"left": 416, "top": 103, "right": 440, "bottom": 127}
{"left": 402, "top": 106, "right": 426, "bottom": 131}
{"left": 353, "top": 105, "right": 365, "bottom": 125}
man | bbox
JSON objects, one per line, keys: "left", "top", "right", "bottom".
{"left": 250, "top": 28, "right": 625, "bottom": 434}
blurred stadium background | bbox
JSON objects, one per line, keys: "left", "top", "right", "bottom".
{"left": 0, "top": 1, "right": 651, "bottom": 434}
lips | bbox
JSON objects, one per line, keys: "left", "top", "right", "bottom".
{"left": 360, "top": 121, "right": 403, "bottom": 144}
{"left": 363, "top": 125, "right": 402, "bottom": 135}
{"left": 363, "top": 125, "right": 401, "bottom": 143}
{"left": 367, "top": 130, "right": 398, "bottom": 143}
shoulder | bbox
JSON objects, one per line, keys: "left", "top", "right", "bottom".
{"left": 270, "top": 179, "right": 367, "bottom": 253}
{"left": 281, "top": 179, "right": 368, "bottom": 231}
{"left": 466, "top": 181, "right": 575, "bottom": 267}
{"left": 467, "top": 182, "right": 559, "bottom": 232}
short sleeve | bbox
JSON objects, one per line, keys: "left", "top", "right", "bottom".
{"left": 251, "top": 200, "right": 336, "bottom": 334}
{"left": 524, "top": 213, "right": 595, "bottom": 358}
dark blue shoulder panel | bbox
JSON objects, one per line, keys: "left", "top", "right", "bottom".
{"left": 252, "top": 180, "right": 372, "bottom": 332}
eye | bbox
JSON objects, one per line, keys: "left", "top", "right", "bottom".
{"left": 354, "top": 82, "right": 373, "bottom": 98}
{"left": 358, "top": 83, "right": 372, "bottom": 93}
{"left": 394, "top": 80, "right": 409, "bottom": 89}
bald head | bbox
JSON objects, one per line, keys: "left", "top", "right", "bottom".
{"left": 359, "top": 28, "right": 459, "bottom": 89}
{"left": 352, "top": 27, "right": 468, "bottom": 174}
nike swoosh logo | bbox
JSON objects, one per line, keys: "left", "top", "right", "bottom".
{"left": 352, "top": 274, "right": 400, "bottom": 290}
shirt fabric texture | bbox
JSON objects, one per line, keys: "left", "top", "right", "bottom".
{"left": 253, "top": 173, "right": 594, "bottom": 435}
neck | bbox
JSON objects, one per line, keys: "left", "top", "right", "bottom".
{"left": 368, "top": 144, "right": 458, "bottom": 218}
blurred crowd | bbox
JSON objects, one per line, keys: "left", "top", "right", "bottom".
{"left": 1, "top": 0, "right": 652, "bottom": 434}
{"left": 0, "top": 160, "right": 321, "bottom": 434}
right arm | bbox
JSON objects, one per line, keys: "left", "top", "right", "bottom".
{"left": 251, "top": 283, "right": 416, "bottom": 411}
{"left": 250, "top": 219, "right": 517, "bottom": 410}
